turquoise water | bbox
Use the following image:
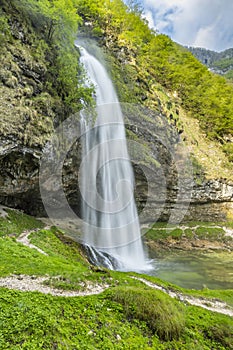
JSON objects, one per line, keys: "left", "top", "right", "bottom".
{"left": 148, "top": 249, "right": 233, "bottom": 290}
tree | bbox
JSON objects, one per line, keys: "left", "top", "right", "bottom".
{"left": 124, "top": 0, "right": 143, "bottom": 15}
{"left": 36, "top": 0, "right": 81, "bottom": 42}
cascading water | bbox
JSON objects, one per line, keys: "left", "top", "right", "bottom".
{"left": 78, "top": 45, "right": 149, "bottom": 271}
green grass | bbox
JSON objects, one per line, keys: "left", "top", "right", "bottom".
{"left": 195, "top": 226, "right": 225, "bottom": 240}
{"left": 0, "top": 211, "right": 233, "bottom": 348}
{"left": 0, "top": 209, "right": 45, "bottom": 237}
{"left": 29, "top": 227, "right": 86, "bottom": 263}
{"left": 0, "top": 288, "right": 158, "bottom": 350}
{"left": 109, "top": 286, "right": 185, "bottom": 340}
{"left": 146, "top": 228, "right": 183, "bottom": 240}
{"left": 0, "top": 286, "right": 232, "bottom": 349}
{"left": 184, "top": 305, "right": 233, "bottom": 350}
{"left": 0, "top": 236, "right": 85, "bottom": 278}
{"left": 0, "top": 229, "right": 116, "bottom": 290}
{"left": 145, "top": 221, "right": 231, "bottom": 243}
{"left": 0, "top": 214, "right": 139, "bottom": 290}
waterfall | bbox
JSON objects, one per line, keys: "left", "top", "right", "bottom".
{"left": 78, "top": 45, "right": 149, "bottom": 271}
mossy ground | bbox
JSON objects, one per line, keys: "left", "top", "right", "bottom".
{"left": 144, "top": 221, "right": 233, "bottom": 243}
{"left": 0, "top": 209, "right": 233, "bottom": 349}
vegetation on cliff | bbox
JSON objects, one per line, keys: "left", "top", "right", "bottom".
{"left": 75, "top": 0, "right": 233, "bottom": 161}
{"left": 1, "top": 0, "right": 232, "bottom": 162}
{"left": 0, "top": 0, "right": 93, "bottom": 147}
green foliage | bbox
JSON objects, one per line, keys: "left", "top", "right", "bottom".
{"left": 0, "top": 10, "right": 11, "bottom": 45}
{"left": 195, "top": 226, "right": 225, "bottom": 239}
{"left": 0, "top": 285, "right": 232, "bottom": 349}
{"left": 38, "top": 0, "right": 81, "bottom": 42}
{"left": 76, "top": 0, "right": 153, "bottom": 50}
{"left": 213, "top": 57, "right": 233, "bottom": 71}
{"left": 0, "top": 228, "right": 112, "bottom": 288}
{"left": 0, "top": 236, "right": 81, "bottom": 278}
{"left": 29, "top": 227, "right": 83, "bottom": 261}
{"left": 6, "top": 0, "right": 93, "bottom": 112}
{"left": 11, "top": 0, "right": 81, "bottom": 43}
{"left": 223, "top": 143, "right": 233, "bottom": 162}
{"left": 0, "top": 289, "right": 156, "bottom": 349}
{"left": 4, "top": 0, "right": 232, "bottom": 158}
{"left": 142, "top": 37, "right": 233, "bottom": 141}
{"left": 185, "top": 306, "right": 233, "bottom": 350}
{"left": 146, "top": 227, "right": 183, "bottom": 241}
{"left": 225, "top": 69, "right": 233, "bottom": 81}
{"left": 110, "top": 286, "right": 185, "bottom": 340}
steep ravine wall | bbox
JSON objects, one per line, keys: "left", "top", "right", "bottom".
{"left": 1, "top": 105, "right": 232, "bottom": 222}
{"left": 126, "top": 113, "right": 233, "bottom": 223}
{"left": 0, "top": 10, "right": 232, "bottom": 222}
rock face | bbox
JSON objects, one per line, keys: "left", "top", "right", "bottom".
{"left": 124, "top": 109, "right": 233, "bottom": 223}
{"left": 0, "top": 139, "right": 42, "bottom": 215}
{"left": 1, "top": 101, "right": 232, "bottom": 222}
{"left": 0, "top": 7, "right": 232, "bottom": 223}
{"left": 0, "top": 10, "right": 55, "bottom": 215}
{"left": 0, "top": 2, "right": 79, "bottom": 216}
{"left": 186, "top": 181, "right": 233, "bottom": 222}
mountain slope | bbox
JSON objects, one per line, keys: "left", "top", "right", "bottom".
{"left": 187, "top": 46, "right": 233, "bottom": 79}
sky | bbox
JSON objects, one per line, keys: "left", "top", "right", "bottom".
{"left": 136, "top": 0, "right": 233, "bottom": 52}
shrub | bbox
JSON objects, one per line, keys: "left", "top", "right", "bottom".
{"left": 110, "top": 286, "right": 185, "bottom": 340}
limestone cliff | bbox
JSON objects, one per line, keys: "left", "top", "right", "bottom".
{"left": 0, "top": 2, "right": 232, "bottom": 222}
{"left": 0, "top": 1, "right": 89, "bottom": 215}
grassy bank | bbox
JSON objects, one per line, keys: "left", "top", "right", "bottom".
{"left": 144, "top": 221, "right": 233, "bottom": 245}
{"left": 0, "top": 208, "right": 233, "bottom": 349}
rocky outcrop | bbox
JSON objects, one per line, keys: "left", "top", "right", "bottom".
{"left": 1, "top": 105, "right": 232, "bottom": 222}
{"left": 125, "top": 110, "right": 233, "bottom": 223}
{"left": 0, "top": 13, "right": 55, "bottom": 214}
{"left": 0, "top": 139, "right": 42, "bottom": 215}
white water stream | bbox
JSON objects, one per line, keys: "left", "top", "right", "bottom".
{"left": 78, "top": 46, "right": 149, "bottom": 271}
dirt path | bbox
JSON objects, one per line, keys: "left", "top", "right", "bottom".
{"left": 16, "top": 229, "right": 49, "bottom": 255}
{"left": 132, "top": 276, "right": 233, "bottom": 317}
{"left": 0, "top": 274, "right": 109, "bottom": 297}
{"left": 0, "top": 273, "right": 232, "bottom": 317}
{"left": 3, "top": 225, "right": 233, "bottom": 314}
{"left": 0, "top": 205, "right": 9, "bottom": 218}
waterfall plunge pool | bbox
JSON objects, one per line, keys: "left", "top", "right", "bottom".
{"left": 147, "top": 249, "right": 233, "bottom": 290}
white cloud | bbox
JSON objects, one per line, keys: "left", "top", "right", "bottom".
{"left": 144, "top": 9, "right": 155, "bottom": 28}
{"left": 142, "top": 0, "right": 233, "bottom": 51}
